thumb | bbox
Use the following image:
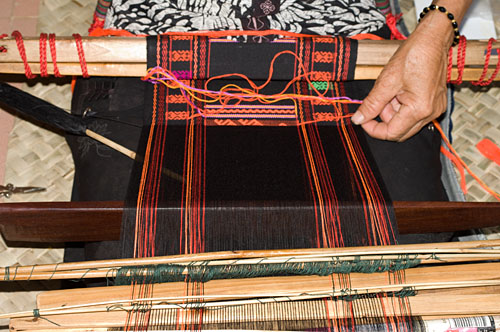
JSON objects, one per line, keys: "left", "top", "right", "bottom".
{"left": 351, "top": 75, "right": 400, "bottom": 125}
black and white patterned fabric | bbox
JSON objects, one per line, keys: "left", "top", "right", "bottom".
{"left": 104, "top": 0, "right": 386, "bottom": 37}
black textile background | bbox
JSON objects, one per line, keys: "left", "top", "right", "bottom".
{"left": 65, "top": 33, "right": 449, "bottom": 262}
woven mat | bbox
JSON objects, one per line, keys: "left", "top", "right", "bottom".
{"left": 0, "top": 0, "right": 95, "bottom": 328}
{"left": 399, "top": 0, "right": 500, "bottom": 204}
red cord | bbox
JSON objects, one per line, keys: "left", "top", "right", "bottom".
{"left": 0, "top": 34, "right": 7, "bottom": 53}
{"left": 48, "top": 33, "right": 63, "bottom": 77}
{"left": 72, "top": 33, "right": 89, "bottom": 78}
{"left": 89, "top": 13, "right": 105, "bottom": 35}
{"left": 39, "top": 33, "right": 48, "bottom": 77}
{"left": 12, "top": 30, "right": 36, "bottom": 79}
{"left": 448, "top": 35, "right": 466, "bottom": 84}
{"left": 447, "top": 45, "right": 453, "bottom": 83}
{"left": 385, "top": 13, "right": 406, "bottom": 41}
{"left": 471, "top": 38, "right": 500, "bottom": 86}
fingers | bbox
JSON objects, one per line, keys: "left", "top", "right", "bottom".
{"left": 379, "top": 101, "right": 398, "bottom": 123}
{"left": 361, "top": 103, "right": 422, "bottom": 141}
{"left": 351, "top": 70, "right": 400, "bottom": 125}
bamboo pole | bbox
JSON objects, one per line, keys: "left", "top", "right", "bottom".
{"left": 3, "top": 252, "right": 500, "bottom": 281}
{"left": 10, "top": 297, "right": 500, "bottom": 331}
{"left": 9, "top": 295, "right": 500, "bottom": 331}
{"left": 0, "top": 37, "right": 497, "bottom": 79}
{"left": 30, "top": 262, "right": 500, "bottom": 310}
{"left": 2, "top": 239, "right": 500, "bottom": 280}
{"left": 7, "top": 284, "right": 500, "bottom": 329}
{"left": 10, "top": 283, "right": 500, "bottom": 320}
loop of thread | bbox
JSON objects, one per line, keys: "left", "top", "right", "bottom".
{"left": 12, "top": 30, "right": 36, "bottom": 79}
{"left": 447, "top": 35, "right": 466, "bottom": 85}
{"left": 73, "top": 33, "right": 89, "bottom": 78}
{"left": 39, "top": 33, "right": 48, "bottom": 77}
{"left": 48, "top": 33, "right": 63, "bottom": 77}
{"left": 472, "top": 38, "right": 500, "bottom": 86}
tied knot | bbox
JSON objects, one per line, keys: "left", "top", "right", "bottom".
{"left": 385, "top": 13, "right": 406, "bottom": 41}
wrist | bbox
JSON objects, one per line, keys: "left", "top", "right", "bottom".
{"left": 417, "top": 7, "right": 457, "bottom": 48}
{"left": 415, "top": 0, "right": 472, "bottom": 49}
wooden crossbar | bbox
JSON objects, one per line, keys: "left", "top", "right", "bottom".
{"left": 1, "top": 201, "right": 500, "bottom": 243}
{"left": 0, "top": 37, "right": 498, "bottom": 80}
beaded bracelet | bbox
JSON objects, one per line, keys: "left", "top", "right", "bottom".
{"left": 418, "top": 4, "right": 460, "bottom": 46}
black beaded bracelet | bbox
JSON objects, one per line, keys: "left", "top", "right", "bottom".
{"left": 418, "top": 4, "right": 460, "bottom": 46}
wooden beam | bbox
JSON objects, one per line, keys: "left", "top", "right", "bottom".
{"left": 0, "top": 38, "right": 496, "bottom": 66}
{"left": 0, "top": 37, "right": 497, "bottom": 79}
{"left": 0, "top": 63, "right": 494, "bottom": 81}
{"left": 1, "top": 201, "right": 499, "bottom": 243}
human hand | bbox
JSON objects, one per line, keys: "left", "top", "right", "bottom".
{"left": 351, "top": 25, "right": 450, "bottom": 141}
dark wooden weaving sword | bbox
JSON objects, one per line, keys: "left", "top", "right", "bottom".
{"left": 0, "top": 201, "right": 499, "bottom": 243}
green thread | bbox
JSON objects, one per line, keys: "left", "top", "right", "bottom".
{"left": 308, "top": 81, "right": 333, "bottom": 91}
{"left": 77, "top": 268, "right": 97, "bottom": 282}
{"left": 12, "top": 266, "right": 18, "bottom": 280}
{"left": 28, "top": 264, "right": 36, "bottom": 281}
{"left": 49, "top": 263, "right": 60, "bottom": 280}
{"left": 32, "top": 308, "right": 61, "bottom": 327}
{"left": 114, "top": 256, "right": 421, "bottom": 285}
{"left": 336, "top": 287, "right": 416, "bottom": 302}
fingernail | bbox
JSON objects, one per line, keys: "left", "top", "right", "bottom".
{"left": 351, "top": 112, "right": 364, "bottom": 125}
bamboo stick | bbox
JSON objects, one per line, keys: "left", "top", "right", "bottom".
{"left": 3, "top": 252, "right": 500, "bottom": 281}
{"left": 9, "top": 282, "right": 500, "bottom": 321}
{"left": 2, "top": 239, "right": 500, "bottom": 279}
{"left": 31, "top": 262, "right": 500, "bottom": 310}
{"left": 9, "top": 293, "right": 500, "bottom": 330}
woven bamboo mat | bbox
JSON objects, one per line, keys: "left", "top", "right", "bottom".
{"left": 399, "top": 0, "right": 500, "bottom": 205}
{"left": 0, "top": 0, "right": 95, "bottom": 328}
